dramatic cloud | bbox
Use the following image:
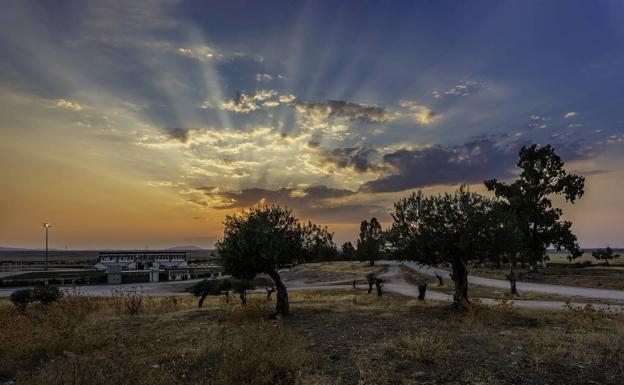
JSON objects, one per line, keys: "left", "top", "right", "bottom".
{"left": 176, "top": 44, "right": 259, "bottom": 63}
{"left": 256, "top": 73, "right": 273, "bottom": 82}
{"left": 294, "top": 100, "right": 388, "bottom": 123}
{"left": 217, "top": 90, "right": 286, "bottom": 113}
{"left": 313, "top": 145, "right": 379, "bottom": 173}
{"left": 191, "top": 185, "right": 389, "bottom": 223}
{"left": 564, "top": 112, "right": 579, "bottom": 119}
{"left": 527, "top": 114, "right": 549, "bottom": 129}
{"left": 432, "top": 80, "right": 485, "bottom": 99}
{"left": 398, "top": 101, "right": 437, "bottom": 125}
{"left": 166, "top": 127, "right": 190, "bottom": 143}
{"left": 361, "top": 139, "right": 601, "bottom": 193}
{"left": 196, "top": 185, "right": 355, "bottom": 209}
{"left": 53, "top": 99, "right": 82, "bottom": 112}
{"left": 279, "top": 94, "right": 296, "bottom": 103}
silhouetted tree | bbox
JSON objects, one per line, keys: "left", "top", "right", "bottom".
{"left": 266, "top": 287, "right": 275, "bottom": 301}
{"left": 302, "top": 222, "right": 338, "bottom": 262}
{"left": 365, "top": 272, "right": 377, "bottom": 294}
{"left": 592, "top": 246, "right": 620, "bottom": 266}
{"left": 418, "top": 283, "right": 427, "bottom": 300}
{"left": 231, "top": 279, "right": 255, "bottom": 305}
{"left": 10, "top": 289, "right": 32, "bottom": 312}
{"left": 435, "top": 273, "right": 444, "bottom": 286}
{"left": 357, "top": 218, "right": 384, "bottom": 265}
{"left": 485, "top": 144, "right": 584, "bottom": 270}
{"left": 220, "top": 279, "right": 232, "bottom": 302}
{"left": 506, "top": 269, "right": 519, "bottom": 296}
{"left": 375, "top": 278, "right": 384, "bottom": 297}
{"left": 388, "top": 186, "right": 494, "bottom": 308}
{"left": 341, "top": 241, "right": 357, "bottom": 260}
{"left": 187, "top": 279, "right": 228, "bottom": 308}
{"left": 217, "top": 205, "right": 332, "bottom": 317}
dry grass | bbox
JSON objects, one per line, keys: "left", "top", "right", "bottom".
{"left": 282, "top": 261, "right": 384, "bottom": 284}
{"left": 1, "top": 287, "right": 623, "bottom": 385}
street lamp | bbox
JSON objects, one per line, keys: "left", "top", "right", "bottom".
{"left": 43, "top": 223, "right": 51, "bottom": 271}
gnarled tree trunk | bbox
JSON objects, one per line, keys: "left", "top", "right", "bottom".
{"left": 451, "top": 256, "right": 469, "bottom": 308}
{"left": 269, "top": 270, "right": 289, "bottom": 317}
{"left": 418, "top": 283, "right": 427, "bottom": 300}
{"left": 507, "top": 269, "right": 519, "bottom": 296}
{"left": 198, "top": 293, "right": 208, "bottom": 308}
{"left": 375, "top": 278, "right": 384, "bottom": 297}
{"left": 266, "top": 287, "right": 275, "bottom": 301}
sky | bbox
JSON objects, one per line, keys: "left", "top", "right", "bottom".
{"left": 1, "top": 0, "right": 623, "bottom": 250}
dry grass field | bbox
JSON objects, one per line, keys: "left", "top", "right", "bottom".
{"left": 1, "top": 287, "right": 623, "bottom": 385}
{"left": 282, "top": 261, "right": 385, "bottom": 283}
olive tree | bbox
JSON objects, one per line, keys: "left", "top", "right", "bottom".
{"left": 217, "top": 205, "right": 334, "bottom": 317}
{"left": 485, "top": 144, "right": 585, "bottom": 270}
{"left": 388, "top": 187, "right": 494, "bottom": 307}
{"left": 187, "top": 279, "right": 228, "bottom": 308}
{"left": 231, "top": 279, "right": 255, "bottom": 305}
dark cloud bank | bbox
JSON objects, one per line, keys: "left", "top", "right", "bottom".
{"left": 361, "top": 138, "right": 602, "bottom": 193}
{"left": 190, "top": 138, "right": 602, "bottom": 221}
{"left": 294, "top": 100, "right": 388, "bottom": 123}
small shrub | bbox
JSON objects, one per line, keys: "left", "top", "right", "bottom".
{"left": 32, "top": 285, "right": 63, "bottom": 305}
{"left": 111, "top": 289, "right": 145, "bottom": 315}
{"left": 10, "top": 289, "right": 32, "bottom": 312}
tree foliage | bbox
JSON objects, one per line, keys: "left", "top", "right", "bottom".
{"left": 216, "top": 205, "right": 335, "bottom": 316}
{"left": 592, "top": 246, "right": 620, "bottom": 265}
{"left": 341, "top": 241, "right": 356, "bottom": 260}
{"left": 187, "top": 279, "right": 228, "bottom": 308}
{"left": 9, "top": 286, "right": 63, "bottom": 312}
{"left": 387, "top": 186, "right": 500, "bottom": 306}
{"left": 356, "top": 218, "right": 384, "bottom": 265}
{"left": 10, "top": 289, "right": 33, "bottom": 312}
{"left": 485, "top": 144, "right": 584, "bottom": 269}
{"left": 302, "top": 222, "right": 338, "bottom": 262}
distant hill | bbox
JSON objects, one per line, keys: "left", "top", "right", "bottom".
{"left": 0, "top": 246, "right": 62, "bottom": 252}
{"left": 548, "top": 248, "right": 624, "bottom": 254}
{"left": 166, "top": 245, "right": 205, "bottom": 251}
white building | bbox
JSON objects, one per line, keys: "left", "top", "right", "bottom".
{"left": 95, "top": 251, "right": 188, "bottom": 271}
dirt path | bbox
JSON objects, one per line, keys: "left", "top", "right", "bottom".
{"left": 2, "top": 262, "right": 624, "bottom": 312}
{"left": 376, "top": 263, "right": 624, "bottom": 312}
{"left": 399, "top": 260, "right": 624, "bottom": 301}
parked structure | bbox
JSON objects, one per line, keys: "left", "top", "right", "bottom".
{"left": 95, "top": 250, "right": 188, "bottom": 271}
{"left": 107, "top": 265, "right": 122, "bottom": 285}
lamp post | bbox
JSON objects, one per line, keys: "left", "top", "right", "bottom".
{"left": 43, "top": 223, "right": 50, "bottom": 271}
